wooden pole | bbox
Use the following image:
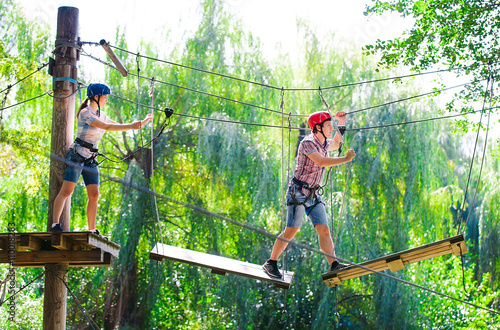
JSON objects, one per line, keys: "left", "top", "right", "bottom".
{"left": 45, "top": 6, "right": 79, "bottom": 330}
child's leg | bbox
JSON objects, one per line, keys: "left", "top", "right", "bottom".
{"left": 315, "top": 224, "right": 335, "bottom": 265}
{"left": 270, "top": 226, "right": 300, "bottom": 260}
{"left": 53, "top": 180, "right": 77, "bottom": 224}
{"left": 85, "top": 184, "right": 99, "bottom": 230}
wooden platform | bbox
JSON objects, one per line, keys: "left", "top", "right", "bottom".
{"left": 322, "top": 235, "right": 468, "bottom": 287}
{"left": 150, "top": 243, "right": 294, "bottom": 290}
{"left": 0, "top": 232, "right": 120, "bottom": 267}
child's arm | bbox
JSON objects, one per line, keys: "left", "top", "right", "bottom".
{"left": 90, "top": 114, "right": 152, "bottom": 131}
{"left": 308, "top": 148, "right": 355, "bottom": 167}
{"left": 329, "top": 111, "right": 346, "bottom": 151}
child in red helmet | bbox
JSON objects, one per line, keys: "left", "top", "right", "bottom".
{"left": 263, "top": 111, "right": 356, "bottom": 278}
{"left": 51, "top": 83, "right": 153, "bottom": 236}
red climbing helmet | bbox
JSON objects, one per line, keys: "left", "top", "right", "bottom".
{"left": 308, "top": 111, "right": 331, "bottom": 131}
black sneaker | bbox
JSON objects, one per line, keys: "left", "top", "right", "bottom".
{"left": 50, "top": 223, "right": 63, "bottom": 233}
{"left": 262, "top": 260, "right": 282, "bottom": 279}
{"left": 330, "top": 261, "right": 348, "bottom": 272}
{"left": 92, "top": 229, "right": 108, "bottom": 240}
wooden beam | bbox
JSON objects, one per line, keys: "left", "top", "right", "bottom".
{"left": 0, "top": 237, "right": 8, "bottom": 250}
{"left": 13, "top": 252, "right": 113, "bottom": 268}
{"left": 0, "top": 232, "right": 120, "bottom": 255}
{"left": 19, "top": 235, "right": 42, "bottom": 251}
{"left": 51, "top": 234, "right": 72, "bottom": 250}
{"left": 150, "top": 243, "right": 294, "bottom": 290}
{"left": 0, "top": 249, "right": 104, "bottom": 265}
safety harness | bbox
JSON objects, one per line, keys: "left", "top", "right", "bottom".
{"left": 73, "top": 137, "right": 98, "bottom": 166}
{"left": 287, "top": 125, "right": 346, "bottom": 216}
{"left": 287, "top": 177, "right": 324, "bottom": 219}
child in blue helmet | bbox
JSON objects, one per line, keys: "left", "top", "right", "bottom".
{"left": 51, "top": 83, "right": 153, "bottom": 235}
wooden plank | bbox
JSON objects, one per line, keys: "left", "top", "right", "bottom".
{"left": 0, "top": 232, "right": 120, "bottom": 248}
{"left": 322, "top": 235, "right": 467, "bottom": 287}
{"left": 211, "top": 269, "right": 227, "bottom": 276}
{"left": 326, "top": 245, "right": 453, "bottom": 282}
{"left": 68, "top": 252, "right": 113, "bottom": 267}
{"left": 19, "top": 235, "right": 42, "bottom": 251}
{"left": 14, "top": 253, "right": 113, "bottom": 268}
{"left": 335, "top": 244, "right": 455, "bottom": 282}
{"left": 0, "top": 249, "right": 104, "bottom": 265}
{"left": 404, "top": 245, "right": 456, "bottom": 264}
{"left": 87, "top": 233, "right": 120, "bottom": 258}
{"left": 150, "top": 243, "right": 294, "bottom": 290}
{"left": 51, "top": 234, "right": 72, "bottom": 250}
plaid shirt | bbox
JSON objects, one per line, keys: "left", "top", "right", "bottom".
{"left": 292, "top": 134, "right": 331, "bottom": 195}
{"left": 72, "top": 106, "right": 110, "bottom": 158}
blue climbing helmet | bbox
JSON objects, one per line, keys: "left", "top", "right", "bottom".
{"left": 87, "top": 83, "right": 111, "bottom": 99}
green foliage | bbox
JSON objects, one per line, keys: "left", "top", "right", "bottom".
{"left": 365, "top": 0, "right": 500, "bottom": 133}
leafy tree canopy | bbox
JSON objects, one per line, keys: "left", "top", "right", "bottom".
{"left": 364, "top": 0, "right": 500, "bottom": 132}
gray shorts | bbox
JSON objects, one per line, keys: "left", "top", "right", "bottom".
{"left": 286, "top": 183, "right": 328, "bottom": 228}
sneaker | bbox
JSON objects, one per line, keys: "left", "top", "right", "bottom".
{"left": 91, "top": 229, "right": 108, "bottom": 240}
{"left": 50, "top": 223, "right": 64, "bottom": 233}
{"left": 262, "top": 260, "right": 282, "bottom": 279}
{"left": 330, "top": 261, "right": 348, "bottom": 272}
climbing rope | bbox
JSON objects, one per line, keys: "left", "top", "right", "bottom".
{"left": 278, "top": 88, "right": 291, "bottom": 323}
{"left": 148, "top": 78, "right": 165, "bottom": 247}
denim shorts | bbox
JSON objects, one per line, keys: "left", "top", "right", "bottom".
{"left": 63, "top": 149, "right": 99, "bottom": 186}
{"left": 286, "top": 183, "right": 328, "bottom": 228}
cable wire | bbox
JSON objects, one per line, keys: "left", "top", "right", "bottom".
{"left": 82, "top": 51, "right": 285, "bottom": 116}
{"left": 54, "top": 273, "right": 99, "bottom": 330}
{"left": 110, "top": 93, "right": 305, "bottom": 130}
{"left": 333, "top": 162, "right": 352, "bottom": 248}
{"left": 346, "top": 107, "right": 498, "bottom": 132}
{"left": 0, "top": 270, "right": 46, "bottom": 305}
{"left": 457, "top": 75, "right": 491, "bottom": 234}
{"left": 463, "top": 84, "right": 494, "bottom": 231}
{"left": 347, "top": 78, "right": 487, "bottom": 115}
{"left": 0, "top": 92, "right": 49, "bottom": 112}
{"left": 0, "top": 62, "right": 48, "bottom": 95}
{"left": 83, "top": 51, "right": 485, "bottom": 121}
{"left": 106, "top": 43, "right": 496, "bottom": 91}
